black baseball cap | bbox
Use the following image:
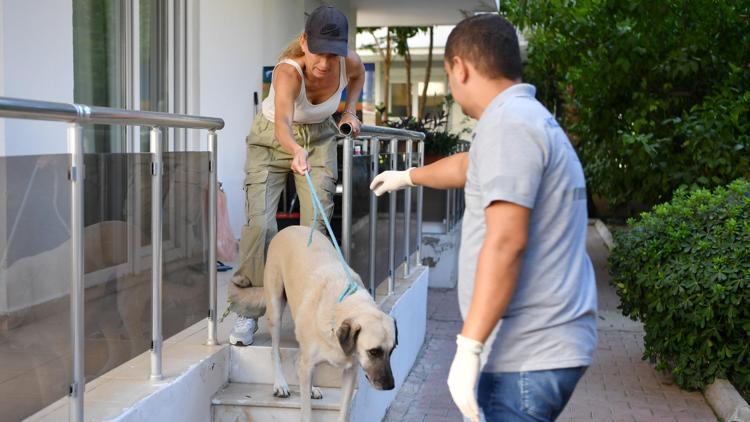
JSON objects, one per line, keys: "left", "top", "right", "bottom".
{"left": 305, "top": 5, "right": 349, "bottom": 57}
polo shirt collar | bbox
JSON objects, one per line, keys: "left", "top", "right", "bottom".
{"left": 478, "top": 83, "right": 536, "bottom": 123}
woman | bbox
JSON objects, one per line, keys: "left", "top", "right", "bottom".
{"left": 228, "top": 5, "right": 365, "bottom": 346}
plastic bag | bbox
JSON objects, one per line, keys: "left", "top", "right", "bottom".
{"left": 217, "top": 182, "right": 238, "bottom": 262}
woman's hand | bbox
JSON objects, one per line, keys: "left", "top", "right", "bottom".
{"left": 292, "top": 147, "right": 310, "bottom": 175}
{"left": 338, "top": 111, "right": 361, "bottom": 137}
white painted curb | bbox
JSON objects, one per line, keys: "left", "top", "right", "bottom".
{"left": 705, "top": 379, "right": 750, "bottom": 422}
{"left": 592, "top": 218, "right": 613, "bottom": 250}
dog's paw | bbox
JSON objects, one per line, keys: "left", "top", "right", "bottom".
{"left": 310, "top": 386, "right": 323, "bottom": 400}
{"left": 273, "top": 382, "right": 290, "bottom": 398}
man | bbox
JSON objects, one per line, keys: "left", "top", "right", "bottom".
{"left": 370, "top": 14, "right": 597, "bottom": 421}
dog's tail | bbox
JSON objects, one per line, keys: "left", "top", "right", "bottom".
{"left": 227, "top": 283, "right": 267, "bottom": 319}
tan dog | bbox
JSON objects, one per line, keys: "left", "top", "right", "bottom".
{"left": 264, "top": 225, "right": 397, "bottom": 422}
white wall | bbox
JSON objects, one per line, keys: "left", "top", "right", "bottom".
{"left": 264, "top": 1, "right": 307, "bottom": 62}
{"left": 0, "top": 0, "right": 74, "bottom": 156}
{"left": 199, "top": 0, "right": 306, "bottom": 239}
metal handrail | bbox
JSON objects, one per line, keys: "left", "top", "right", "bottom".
{"left": 339, "top": 125, "right": 427, "bottom": 297}
{"left": 0, "top": 96, "right": 224, "bottom": 129}
{"left": 0, "top": 96, "right": 224, "bottom": 422}
{"left": 339, "top": 122, "right": 425, "bottom": 141}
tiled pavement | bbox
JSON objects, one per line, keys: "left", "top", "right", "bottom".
{"left": 384, "top": 226, "right": 718, "bottom": 422}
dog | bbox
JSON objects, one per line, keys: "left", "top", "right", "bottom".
{"left": 264, "top": 225, "right": 397, "bottom": 422}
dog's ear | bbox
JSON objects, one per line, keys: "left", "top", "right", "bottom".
{"left": 336, "top": 320, "right": 361, "bottom": 356}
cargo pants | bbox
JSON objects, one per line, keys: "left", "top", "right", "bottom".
{"left": 232, "top": 113, "right": 338, "bottom": 294}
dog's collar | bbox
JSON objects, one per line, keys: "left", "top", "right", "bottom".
{"left": 337, "top": 282, "right": 357, "bottom": 302}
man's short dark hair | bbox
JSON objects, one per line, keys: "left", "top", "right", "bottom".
{"left": 445, "top": 14, "right": 522, "bottom": 80}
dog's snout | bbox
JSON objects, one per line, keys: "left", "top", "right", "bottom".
{"left": 379, "top": 378, "right": 395, "bottom": 391}
{"left": 372, "top": 371, "right": 395, "bottom": 391}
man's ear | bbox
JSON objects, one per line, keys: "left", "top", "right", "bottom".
{"left": 337, "top": 320, "right": 361, "bottom": 356}
{"left": 453, "top": 56, "right": 469, "bottom": 84}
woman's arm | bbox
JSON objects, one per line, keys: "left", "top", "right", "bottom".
{"left": 339, "top": 49, "right": 365, "bottom": 136}
{"left": 272, "top": 64, "right": 309, "bottom": 174}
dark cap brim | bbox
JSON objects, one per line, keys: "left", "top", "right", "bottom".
{"left": 307, "top": 37, "right": 348, "bottom": 57}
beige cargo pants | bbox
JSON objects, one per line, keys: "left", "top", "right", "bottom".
{"left": 231, "top": 113, "right": 338, "bottom": 297}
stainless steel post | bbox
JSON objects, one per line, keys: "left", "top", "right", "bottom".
{"left": 150, "top": 127, "right": 163, "bottom": 381}
{"left": 416, "top": 140, "right": 424, "bottom": 266}
{"left": 388, "top": 138, "right": 397, "bottom": 294}
{"left": 446, "top": 188, "right": 452, "bottom": 233}
{"left": 68, "top": 123, "right": 85, "bottom": 422}
{"left": 403, "top": 139, "right": 412, "bottom": 277}
{"left": 452, "top": 172, "right": 458, "bottom": 226}
{"left": 207, "top": 130, "right": 219, "bottom": 346}
{"left": 342, "top": 136, "right": 353, "bottom": 262}
{"left": 368, "top": 138, "right": 380, "bottom": 296}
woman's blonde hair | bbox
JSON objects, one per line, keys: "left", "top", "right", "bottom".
{"left": 278, "top": 32, "right": 305, "bottom": 61}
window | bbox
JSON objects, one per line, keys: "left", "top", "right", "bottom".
{"left": 72, "top": 0, "right": 191, "bottom": 267}
{"left": 73, "top": 0, "right": 125, "bottom": 153}
{"left": 390, "top": 83, "right": 409, "bottom": 118}
{"left": 417, "top": 82, "right": 445, "bottom": 121}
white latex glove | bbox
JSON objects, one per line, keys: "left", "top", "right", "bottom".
{"left": 369, "top": 168, "right": 415, "bottom": 196}
{"left": 447, "top": 334, "right": 483, "bottom": 422}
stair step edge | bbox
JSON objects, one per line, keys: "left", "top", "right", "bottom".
{"left": 212, "top": 382, "right": 352, "bottom": 411}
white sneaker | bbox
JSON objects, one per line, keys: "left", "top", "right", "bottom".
{"left": 229, "top": 316, "right": 258, "bottom": 346}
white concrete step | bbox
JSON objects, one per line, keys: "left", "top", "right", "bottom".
{"left": 230, "top": 343, "right": 344, "bottom": 388}
{"left": 212, "top": 382, "right": 347, "bottom": 422}
{"left": 228, "top": 307, "right": 344, "bottom": 388}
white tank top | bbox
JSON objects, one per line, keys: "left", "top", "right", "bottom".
{"left": 261, "top": 57, "right": 347, "bottom": 124}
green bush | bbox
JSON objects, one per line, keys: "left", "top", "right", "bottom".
{"left": 502, "top": 0, "right": 750, "bottom": 209}
{"left": 609, "top": 179, "right": 750, "bottom": 391}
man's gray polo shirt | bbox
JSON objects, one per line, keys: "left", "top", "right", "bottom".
{"left": 458, "top": 83, "right": 597, "bottom": 372}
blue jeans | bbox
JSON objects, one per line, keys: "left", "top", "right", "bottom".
{"left": 477, "top": 367, "right": 587, "bottom": 421}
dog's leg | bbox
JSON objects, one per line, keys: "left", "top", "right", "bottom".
{"left": 337, "top": 365, "right": 358, "bottom": 422}
{"left": 266, "top": 264, "right": 290, "bottom": 398}
{"left": 298, "top": 354, "right": 318, "bottom": 422}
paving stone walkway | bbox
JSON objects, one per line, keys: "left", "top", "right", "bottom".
{"left": 384, "top": 226, "right": 718, "bottom": 422}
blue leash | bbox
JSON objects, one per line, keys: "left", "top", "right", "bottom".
{"left": 304, "top": 171, "right": 358, "bottom": 302}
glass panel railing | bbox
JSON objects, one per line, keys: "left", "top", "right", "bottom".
{"left": 372, "top": 151, "right": 394, "bottom": 293}
{"left": 409, "top": 150, "right": 419, "bottom": 260}
{"left": 347, "top": 151, "right": 372, "bottom": 282}
{"left": 0, "top": 153, "right": 73, "bottom": 421}
{"left": 0, "top": 148, "right": 211, "bottom": 420}
{"left": 393, "top": 153, "right": 407, "bottom": 276}
{"left": 327, "top": 134, "right": 429, "bottom": 296}
{"left": 160, "top": 150, "right": 210, "bottom": 339}
{"left": 82, "top": 152, "right": 149, "bottom": 389}
{"left": 422, "top": 188, "right": 447, "bottom": 230}
{"left": 0, "top": 96, "right": 223, "bottom": 420}
{"left": 396, "top": 152, "right": 407, "bottom": 278}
